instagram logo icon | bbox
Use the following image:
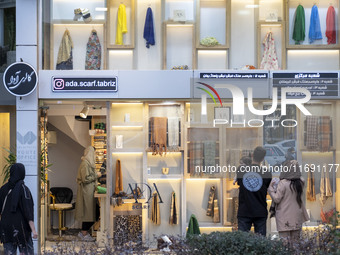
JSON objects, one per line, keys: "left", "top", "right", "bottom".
{"left": 54, "top": 79, "right": 65, "bottom": 90}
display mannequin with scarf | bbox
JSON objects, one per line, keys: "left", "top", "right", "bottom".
{"left": 75, "top": 146, "right": 101, "bottom": 241}
{"left": 0, "top": 163, "right": 37, "bottom": 255}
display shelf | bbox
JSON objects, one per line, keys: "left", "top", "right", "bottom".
{"left": 147, "top": 175, "right": 183, "bottom": 179}
{"left": 196, "top": 0, "right": 230, "bottom": 49}
{"left": 107, "top": 0, "right": 135, "bottom": 48}
{"left": 163, "top": 21, "right": 195, "bottom": 69}
{"left": 257, "top": 21, "right": 286, "bottom": 69}
{"left": 285, "top": 0, "right": 340, "bottom": 48}
{"left": 51, "top": 20, "right": 106, "bottom": 24}
{"left": 50, "top": 23, "right": 106, "bottom": 70}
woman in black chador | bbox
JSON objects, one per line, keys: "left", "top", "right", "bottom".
{"left": 0, "top": 163, "right": 37, "bottom": 255}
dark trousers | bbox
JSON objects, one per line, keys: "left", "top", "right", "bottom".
{"left": 238, "top": 216, "right": 267, "bottom": 236}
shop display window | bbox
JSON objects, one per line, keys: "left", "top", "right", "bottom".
{"left": 286, "top": 0, "right": 339, "bottom": 48}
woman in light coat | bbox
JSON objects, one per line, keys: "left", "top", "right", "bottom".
{"left": 268, "top": 160, "right": 309, "bottom": 242}
{"left": 75, "top": 146, "right": 100, "bottom": 241}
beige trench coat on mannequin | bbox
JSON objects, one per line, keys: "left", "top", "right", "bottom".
{"left": 268, "top": 179, "right": 309, "bottom": 232}
{"left": 75, "top": 158, "right": 97, "bottom": 223}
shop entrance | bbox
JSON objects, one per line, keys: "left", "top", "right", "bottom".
{"left": 39, "top": 100, "right": 107, "bottom": 248}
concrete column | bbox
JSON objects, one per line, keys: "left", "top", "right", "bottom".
{"left": 16, "top": 0, "right": 39, "bottom": 253}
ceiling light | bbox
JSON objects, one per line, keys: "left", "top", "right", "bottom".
{"left": 80, "top": 105, "right": 89, "bottom": 118}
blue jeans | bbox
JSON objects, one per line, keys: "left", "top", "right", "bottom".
{"left": 3, "top": 238, "right": 34, "bottom": 255}
{"left": 238, "top": 216, "right": 267, "bottom": 236}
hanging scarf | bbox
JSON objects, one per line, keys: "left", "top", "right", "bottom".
{"left": 8, "top": 163, "right": 26, "bottom": 212}
{"left": 186, "top": 214, "right": 200, "bottom": 238}
{"left": 167, "top": 117, "right": 180, "bottom": 151}
{"left": 143, "top": 7, "right": 155, "bottom": 48}
{"left": 292, "top": 4, "right": 305, "bottom": 45}
{"left": 189, "top": 142, "right": 203, "bottom": 176}
{"left": 115, "top": 4, "right": 128, "bottom": 45}
{"left": 114, "top": 159, "right": 123, "bottom": 195}
{"left": 169, "top": 192, "right": 178, "bottom": 225}
{"left": 326, "top": 6, "right": 336, "bottom": 44}
{"left": 150, "top": 117, "right": 167, "bottom": 156}
{"left": 260, "top": 32, "right": 279, "bottom": 70}
{"left": 306, "top": 116, "right": 319, "bottom": 150}
{"left": 307, "top": 170, "right": 316, "bottom": 201}
{"left": 206, "top": 185, "right": 220, "bottom": 223}
{"left": 151, "top": 192, "right": 160, "bottom": 224}
{"left": 320, "top": 166, "right": 332, "bottom": 206}
{"left": 309, "top": 5, "right": 323, "bottom": 43}
{"left": 56, "top": 29, "right": 73, "bottom": 70}
{"left": 85, "top": 30, "right": 101, "bottom": 70}
{"left": 318, "top": 116, "right": 331, "bottom": 152}
{"left": 203, "top": 141, "right": 216, "bottom": 169}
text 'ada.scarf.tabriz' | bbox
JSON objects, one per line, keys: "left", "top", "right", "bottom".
{"left": 326, "top": 5, "right": 336, "bottom": 44}
{"left": 309, "top": 5, "right": 323, "bottom": 43}
{"left": 150, "top": 117, "right": 167, "bottom": 155}
{"left": 85, "top": 30, "right": 101, "bottom": 70}
{"left": 115, "top": 4, "right": 128, "bottom": 45}
{"left": 293, "top": 4, "right": 305, "bottom": 45}
{"left": 56, "top": 29, "right": 73, "bottom": 70}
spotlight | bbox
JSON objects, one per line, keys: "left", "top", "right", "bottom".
{"left": 80, "top": 105, "right": 89, "bottom": 118}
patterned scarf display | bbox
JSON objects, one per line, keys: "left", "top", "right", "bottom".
{"left": 114, "top": 159, "right": 123, "bottom": 195}
{"left": 305, "top": 116, "right": 331, "bottom": 152}
{"left": 189, "top": 142, "right": 203, "bottom": 176}
{"left": 260, "top": 32, "right": 279, "bottom": 70}
{"left": 320, "top": 166, "right": 333, "bottom": 206}
{"left": 307, "top": 170, "right": 316, "bottom": 201}
{"left": 206, "top": 185, "right": 220, "bottom": 223}
{"left": 169, "top": 192, "right": 178, "bottom": 225}
{"left": 151, "top": 192, "right": 160, "bottom": 224}
{"left": 56, "top": 29, "right": 73, "bottom": 70}
{"left": 150, "top": 117, "right": 167, "bottom": 155}
{"left": 203, "top": 141, "right": 216, "bottom": 168}
{"left": 167, "top": 117, "right": 180, "bottom": 151}
{"left": 85, "top": 30, "right": 101, "bottom": 70}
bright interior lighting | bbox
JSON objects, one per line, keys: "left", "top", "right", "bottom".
{"left": 79, "top": 105, "right": 89, "bottom": 118}
{"left": 95, "top": 7, "right": 108, "bottom": 12}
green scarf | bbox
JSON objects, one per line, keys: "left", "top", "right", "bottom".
{"left": 292, "top": 4, "right": 305, "bottom": 44}
{"left": 186, "top": 214, "right": 201, "bottom": 238}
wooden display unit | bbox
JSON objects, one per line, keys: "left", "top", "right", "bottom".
{"left": 257, "top": 21, "right": 286, "bottom": 69}
{"left": 107, "top": 0, "right": 135, "bottom": 49}
{"left": 285, "top": 0, "right": 340, "bottom": 49}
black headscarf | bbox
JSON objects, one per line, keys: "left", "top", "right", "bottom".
{"left": 8, "top": 163, "right": 25, "bottom": 212}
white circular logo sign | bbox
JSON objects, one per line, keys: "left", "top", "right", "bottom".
{"left": 3, "top": 62, "right": 38, "bottom": 96}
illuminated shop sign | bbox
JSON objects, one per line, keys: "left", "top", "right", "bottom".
{"left": 52, "top": 77, "right": 118, "bottom": 92}
{"left": 200, "top": 72, "right": 268, "bottom": 79}
{"left": 273, "top": 72, "right": 339, "bottom": 98}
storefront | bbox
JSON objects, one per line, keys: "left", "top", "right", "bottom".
{"left": 9, "top": 0, "right": 340, "bottom": 253}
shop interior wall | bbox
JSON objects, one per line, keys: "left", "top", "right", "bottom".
{"left": 47, "top": 118, "right": 92, "bottom": 228}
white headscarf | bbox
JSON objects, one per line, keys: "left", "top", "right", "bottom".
{"left": 82, "top": 146, "right": 95, "bottom": 168}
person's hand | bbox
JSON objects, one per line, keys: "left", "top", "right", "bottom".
{"left": 32, "top": 230, "right": 38, "bottom": 239}
{"left": 97, "top": 172, "right": 102, "bottom": 178}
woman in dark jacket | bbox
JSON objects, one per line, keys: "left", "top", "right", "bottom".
{"left": 0, "top": 163, "right": 37, "bottom": 255}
